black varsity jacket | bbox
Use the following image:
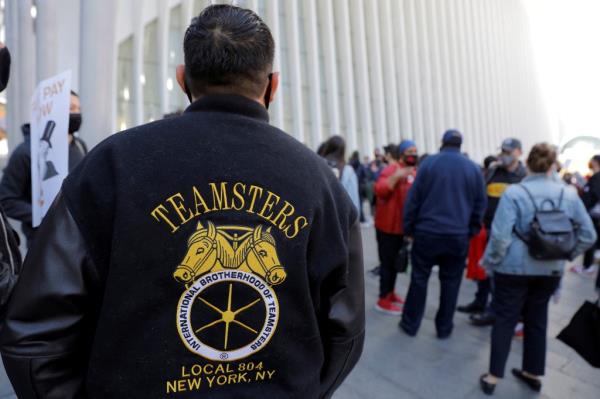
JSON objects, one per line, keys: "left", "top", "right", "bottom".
{"left": 0, "top": 94, "right": 365, "bottom": 398}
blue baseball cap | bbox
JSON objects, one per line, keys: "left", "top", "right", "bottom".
{"left": 501, "top": 138, "right": 522, "bottom": 152}
{"left": 442, "top": 129, "right": 463, "bottom": 147}
{"left": 398, "top": 139, "right": 417, "bottom": 154}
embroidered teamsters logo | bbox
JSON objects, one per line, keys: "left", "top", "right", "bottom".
{"left": 173, "top": 221, "right": 284, "bottom": 362}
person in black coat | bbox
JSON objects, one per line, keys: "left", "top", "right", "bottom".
{"left": 0, "top": 93, "right": 86, "bottom": 248}
{"left": 0, "top": 5, "right": 364, "bottom": 399}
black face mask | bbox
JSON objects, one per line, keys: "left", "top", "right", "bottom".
{"left": 183, "top": 74, "right": 193, "bottom": 103}
{"left": 264, "top": 73, "right": 273, "bottom": 110}
{"left": 68, "top": 113, "right": 82, "bottom": 134}
{"left": 404, "top": 155, "right": 418, "bottom": 166}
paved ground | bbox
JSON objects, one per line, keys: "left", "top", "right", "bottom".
{"left": 2, "top": 224, "right": 599, "bottom": 398}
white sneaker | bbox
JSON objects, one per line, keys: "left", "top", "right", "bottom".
{"left": 582, "top": 265, "right": 597, "bottom": 278}
{"left": 569, "top": 265, "right": 584, "bottom": 274}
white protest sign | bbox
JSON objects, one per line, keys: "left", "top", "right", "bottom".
{"left": 30, "top": 70, "right": 71, "bottom": 227}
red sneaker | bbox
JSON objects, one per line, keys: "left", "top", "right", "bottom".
{"left": 389, "top": 292, "right": 405, "bottom": 305}
{"left": 375, "top": 297, "right": 403, "bottom": 316}
{"left": 514, "top": 322, "right": 524, "bottom": 339}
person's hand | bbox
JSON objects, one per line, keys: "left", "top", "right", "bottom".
{"left": 392, "top": 166, "right": 414, "bottom": 179}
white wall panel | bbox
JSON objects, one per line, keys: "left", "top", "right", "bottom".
{"left": 5, "top": 0, "right": 553, "bottom": 162}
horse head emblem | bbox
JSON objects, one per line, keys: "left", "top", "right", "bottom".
{"left": 173, "top": 221, "right": 218, "bottom": 284}
{"left": 245, "top": 225, "right": 286, "bottom": 285}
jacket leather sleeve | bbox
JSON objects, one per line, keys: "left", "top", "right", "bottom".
{"left": 0, "top": 145, "right": 33, "bottom": 224}
{"left": 320, "top": 219, "right": 365, "bottom": 399}
{"left": 0, "top": 192, "right": 100, "bottom": 399}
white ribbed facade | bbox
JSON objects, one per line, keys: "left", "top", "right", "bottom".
{"left": 4, "top": 0, "right": 552, "bottom": 162}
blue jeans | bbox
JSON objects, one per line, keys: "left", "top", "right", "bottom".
{"left": 400, "top": 234, "right": 469, "bottom": 337}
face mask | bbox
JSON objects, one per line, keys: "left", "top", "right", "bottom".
{"left": 183, "top": 73, "right": 193, "bottom": 103}
{"left": 263, "top": 73, "right": 273, "bottom": 110}
{"left": 404, "top": 155, "right": 418, "bottom": 166}
{"left": 500, "top": 154, "right": 515, "bottom": 167}
{"left": 68, "top": 113, "right": 82, "bottom": 134}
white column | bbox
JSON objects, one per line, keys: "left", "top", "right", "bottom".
{"left": 364, "top": 0, "right": 387, "bottom": 149}
{"left": 265, "top": 0, "right": 284, "bottom": 128}
{"left": 34, "top": 0, "right": 60, "bottom": 82}
{"left": 424, "top": 0, "right": 444, "bottom": 141}
{"left": 247, "top": 0, "right": 259, "bottom": 12}
{"left": 454, "top": 0, "right": 476, "bottom": 156}
{"left": 391, "top": 0, "right": 413, "bottom": 140}
{"left": 335, "top": 0, "right": 358, "bottom": 152}
{"left": 283, "top": 0, "right": 304, "bottom": 142}
{"left": 182, "top": 0, "right": 193, "bottom": 31}
{"left": 5, "top": 0, "right": 36, "bottom": 152}
{"left": 439, "top": 0, "right": 458, "bottom": 131}
{"left": 302, "top": 0, "right": 323, "bottom": 147}
{"left": 404, "top": 0, "right": 425, "bottom": 150}
{"left": 318, "top": 0, "right": 340, "bottom": 136}
{"left": 132, "top": 0, "right": 144, "bottom": 125}
{"left": 380, "top": 0, "right": 401, "bottom": 143}
{"left": 473, "top": 0, "right": 492, "bottom": 160}
{"left": 79, "top": 0, "right": 118, "bottom": 147}
{"left": 477, "top": 0, "right": 498, "bottom": 156}
{"left": 493, "top": 0, "right": 511, "bottom": 140}
{"left": 157, "top": 0, "right": 170, "bottom": 115}
{"left": 414, "top": 0, "right": 435, "bottom": 152}
{"left": 350, "top": 0, "right": 374, "bottom": 156}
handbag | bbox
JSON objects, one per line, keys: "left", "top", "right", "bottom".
{"left": 394, "top": 240, "right": 411, "bottom": 273}
{"left": 557, "top": 300, "right": 600, "bottom": 368}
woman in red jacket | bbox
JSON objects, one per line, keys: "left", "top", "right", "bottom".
{"left": 374, "top": 140, "right": 418, "bottom": 315}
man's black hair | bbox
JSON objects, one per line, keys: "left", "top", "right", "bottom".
{"left": 320, "top": 135, "right": 347, "bottom": 163}
{"left": 383, "top": 143, "right": 400, "bottom": 161}
{"left": 183, "top": 5, "right": 274, "bottom": 99}
{"left": 70, "top": 90, "right": 79, "bottom": 97}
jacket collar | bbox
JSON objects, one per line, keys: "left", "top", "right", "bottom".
{"left": 440, "top": 146, "right": 461, "bottom": 153}
{"left": 184, "top": 94, "right": 270, "bottom": 123}
{"left": 523, "top": 173, "right": 550, "bottom": 182}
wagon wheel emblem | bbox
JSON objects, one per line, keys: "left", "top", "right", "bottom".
{"left": 195, "top": 283, "right": 262, "bottom": 350}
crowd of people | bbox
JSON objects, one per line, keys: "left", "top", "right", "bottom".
{"left": 317, "top": 128, "right": 599, "bottom": 395}
{"left": 0, "top": 4, "right": 598, "bottom": 398}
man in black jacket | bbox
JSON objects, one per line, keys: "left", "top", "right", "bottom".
{"left": 0, "top": 5, "right": 364, "bottom": 399}
{"left": 458, "top": 138, "right": 526, "bottom": 326}
{"left": 0, "top": 42, "right": 22, "bottom": 317}
{"left": 0, "top": 93, "right": 86, "bottom": 248}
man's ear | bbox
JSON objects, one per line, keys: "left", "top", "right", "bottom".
{"left": 268, "top": 72, "right": 280, "bottom": 104}
{"left": 176, "top": 64, "right": 187, "bottom": 94}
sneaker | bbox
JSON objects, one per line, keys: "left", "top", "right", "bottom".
{"left": 569, "top": 265, "right": 584, "bottom": 274}
{"left": 368, "top": 266, "right": 380, "bottom": 278}
{"left": 582, "top": 265, "right": 598, "bottom": 278}
{"left": 389, "top": 292, "right": 405, "bottom": 305}
{"left": 375, "top": 297, "right": 403, "bottom": 316}
{"left": 457, "top": 301, "right": 486, "bottom": 314}
{"left": 470, "top": 312, "right": 495, "bottom": 327}
{"left": 514, "top": 322, "right": 524, "bottom": 339}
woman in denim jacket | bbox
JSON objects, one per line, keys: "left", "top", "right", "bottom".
{"left": 479, "top": 143, "right": 597, "bottom": 395}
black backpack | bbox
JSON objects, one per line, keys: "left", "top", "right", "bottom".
{"left": 514, "top": 185, "right": 579, "bottom": 260}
